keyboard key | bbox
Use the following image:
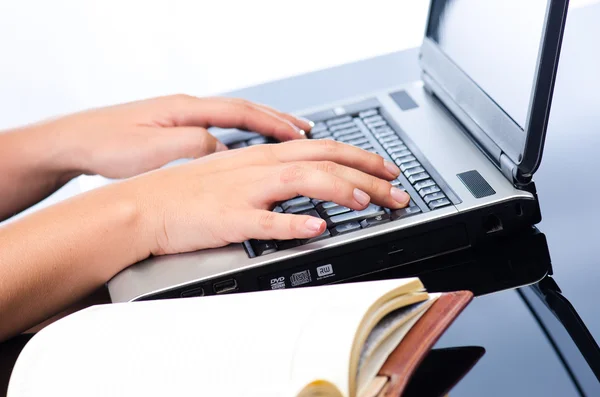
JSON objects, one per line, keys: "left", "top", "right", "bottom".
{"left": 408, "top": 172, "right": 430, "bottom": 184}
{"left": 330, "top": 121, "right": 358, "bottom": 132}
{"left": 359, "top": 109, "right": 378, "bottom": 118}
{"left": 312, "top": 130, "right": 333, "bottom": 139}
{"left": 302, "top": 228, "right": 331, "bottom": 244}
{"left": 248, "top": 136, "right": 269, "bottom": 146}
{"left": 390, "top": 205, "right": 422, "bottom": 220}
{"left": 423, "top": 192, "right": 447, "bottom": 204}
{"left": 229, "top": 141, "right": 248, "bottom": 149}
{"left": 429, "top": 198, "right": 451, "bottom": 210}
{"left": 251, "top": 240, "right": 277, "bottom": 256}
{"left": 326, "top": 204, "right": 385, "bottom": 227}
{"left": 374, "top": 130, "right": 396, "bottom": 140}
{"left": 347, "top": 137, "right": 370, "bottom": 146}
{"left": 391, "top": 179, "right": 403, "bottom": 187}
{"left": 324, "top": 205, "right": 351, "bottom": 217}
{"left": 331, "top": 221, "right": 362, "bottom": 236}
{"left": 391, "top": 150, "right": 413, "bottom": 160}
{"left": 414, "top": 179, "right": 436, "bottom": 191}
{"left": 316, "top": 201, "right": 339, "bottom": 212}
{"left": 281, "top": 196, "right": 311, "bottom": 211}
{"left": 311, "top": 199, "right": 324, "bottom": 206}
{"left": 276, "top": 239, "right": 301, "bottom": 250}
{"left": 326, "top": 115, "right": 353, "bottom": 126}
{"left": 332, "top": 127, "right": 361, "bottom": 138}
{"left": 310, "top": 122, "right": 328, "bottom": 134}
{"left": 419, "top": 185, "right": 441, "bottom": 197}
{"left": 394, "top": 155, "right": 417, "bottom": 165}
{"left": 286, "top": 203, "right": 315, "bottom": 214}
{"left": 338, "top": 132, "right": 364, "bottom": 142}
{"left": 366, "top": 120, "right": 387, "bottom": 129}
{"left": 383, "top": 140, "right": 405, "bottom": 150}
{"left": 387, "top": 145, "right": 408, "bottom": 154}
{"left": 273, "top": 206, "right": 283, "bottom": 213}
{"left": 380, "top": 135, "right": 400, "bottom": 144}
{"left": 373, "top": 126, "right": 394, "bottom": 135}
{"left": 362, "top": 115, "right": 383, "bottom": 124}
{"left": 358, "top": 143, "right": 374, "bottom": 151}
{"left": 360, "top": 213, "right": 391, "bottom": 228}
{"left": 403, "top": 167, "right": 426, "bottom": 177}
{"left": 399, "top": 161, "right": 421, "bottom": 172}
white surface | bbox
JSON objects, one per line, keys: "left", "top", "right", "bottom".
{"left": 7, "top": 279, "right": 419, "bottom": 397}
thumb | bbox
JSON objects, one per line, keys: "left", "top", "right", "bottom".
{"left": 162, "top": 127, "right": 228, "bottom": 160}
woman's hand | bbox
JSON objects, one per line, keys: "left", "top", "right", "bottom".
{"left": 0, "top": 95, "right": 310, "bottom": 220}
{"left": 50, "top": 95, "right": 311, "bottom": 179}
{"left": 0, "top": 139, "right": 408, "bottom": 341}
{"left": 126, "top": 139, "right": 410, "bottom": 256}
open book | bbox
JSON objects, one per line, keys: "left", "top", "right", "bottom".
{"left": 8, "top": 279, "right": 474, "bottom": 397}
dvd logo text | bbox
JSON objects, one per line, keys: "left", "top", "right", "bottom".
{"left": 271, "top": 277, "right": 285, "bottom": 284}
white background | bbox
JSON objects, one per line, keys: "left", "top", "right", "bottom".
{"left": 0, "top": 0, "right": 431, "bottom": 130}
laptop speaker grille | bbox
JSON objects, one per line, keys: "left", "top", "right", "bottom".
{"left": 457, "top": 170, "right": 496, "bottom": 198}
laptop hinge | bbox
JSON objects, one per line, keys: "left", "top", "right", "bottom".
{"left": 423, "top": 73, "right": 522, "bottom": 185}
{"left": 499, "top": 153, "right": 518, "bottom": 183}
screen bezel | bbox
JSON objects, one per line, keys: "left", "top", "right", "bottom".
{"left": 420, "top": 0, "right": 569, "bottom": 180}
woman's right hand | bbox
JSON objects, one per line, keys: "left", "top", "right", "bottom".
{"left": 126, "top": 139, "right": 411, "bottom": 256}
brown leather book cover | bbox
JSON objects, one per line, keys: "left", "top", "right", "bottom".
{"left": 376, "top": 291, "right": 474, "bottom": 396}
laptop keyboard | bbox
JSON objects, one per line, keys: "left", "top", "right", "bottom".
{"left": 230, "top": 108, "right": 453, "bottom": 257}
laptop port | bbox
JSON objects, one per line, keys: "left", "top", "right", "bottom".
{"left": 213, "top": 279, "right": 238, "bottom": 294}
{"left": 483, "top": 214, "right": 503, "bottom": 234}
{"left": 180, "top": 286, "right": 205, "bottom": 298}
{"left": 515, "top": 203, "right": 524, "bottom": 217}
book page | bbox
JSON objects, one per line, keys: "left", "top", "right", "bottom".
{"left": 9, "top": 278, "right": 421, "bottom": 397}
{"left": 288, "top": 292, "right": 428, "bottom": 397}
{"left": 356, "top": 293, "right": 440, "bottom": 396}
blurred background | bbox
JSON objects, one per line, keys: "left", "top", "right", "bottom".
{"left": 0, "top": 0, "right": 431, "bottom": 129}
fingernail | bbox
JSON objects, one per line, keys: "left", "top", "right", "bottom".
{"left": 298, "top": 129, "right": 306, "bottom": 137}
{"left": 353, "top": 188, "right": 371, "bottom": 206}
{"left": 216, "top": 142, "right": 228, "bottom": 152}
{"left": 296, "top": 116, "right": 315, "bottom": 128}
{"left": 391, "top": 187, "right": 410, "bottom": 205}
{"left": 384, "top": 160, "right": 400, "bottom": 176}
{"left": 305, "top": 217, "right": 325, "bottom": 232}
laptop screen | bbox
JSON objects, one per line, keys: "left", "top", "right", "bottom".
{"left": 426, "top": 0, "right": 548, "bottom": 130}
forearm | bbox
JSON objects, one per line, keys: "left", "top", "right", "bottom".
{"left": 0, "top": 182, "right": 150, "bottom": 342}
{"left": 0, "top": 123, "right": 81, "bottom": 221}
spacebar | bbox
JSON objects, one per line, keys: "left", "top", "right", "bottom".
{"left": 326, "top": 205, "right": 384, "bottom": 227}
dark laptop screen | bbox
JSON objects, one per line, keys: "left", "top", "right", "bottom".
{"left": 427, "top": 0, "right": 548, "bottom": 130}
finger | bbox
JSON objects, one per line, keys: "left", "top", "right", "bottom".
{"left": 298, "top": 161, "right": 410, "bottom": 209}
{"left": 164, "top": 95, "right": 307, "bottom": 141}
{"left": 155, "top": 127, "right": 227, "bottom": 161}
{"left": 243, "top": 210, "right": 327, "bottom": 241}
{"left": 271, "top": 139, "right": 401, "bottom": 180}
{"left": 254, "top": 164, "right": 405, "bottom": 211}
{"left": 242, "top": 101, "right": 314, "bottom": 134}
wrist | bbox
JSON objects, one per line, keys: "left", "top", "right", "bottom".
{"left": 25, "top": 119, "right": 85, "bottom": 184}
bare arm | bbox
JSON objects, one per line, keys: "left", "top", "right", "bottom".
{"left": 0, "top": 182, "right": 147, "bottom": 341}
{"left": 0, "top": 95, "right": 311, "bottom": 222}
{"left": 0, "top": 97, "right": 409, "bottom": 342}
{"left": 0, "top": 124, "right": 80, "bottom": 221}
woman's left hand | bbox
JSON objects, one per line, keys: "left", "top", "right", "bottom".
{"left": 46, "top": 94, "right": 312, "bottom": 179}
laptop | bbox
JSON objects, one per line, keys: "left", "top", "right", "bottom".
{"left": 108, "top": 0, "right": 569, "bottom": 302}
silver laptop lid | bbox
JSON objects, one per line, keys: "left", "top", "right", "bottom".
{"left": 420, "top": 0, "right": 569, "bottom": 184}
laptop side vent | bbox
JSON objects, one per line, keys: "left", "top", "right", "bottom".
{"left": 457, "top": 170, "right": 496, "bottom": 198}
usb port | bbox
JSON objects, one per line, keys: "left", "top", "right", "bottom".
{"left": 180, "top": 286, "right": 205, "bottom": 298}
{"left": 213, "top": 279, "right": 238, "bottom": 294}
